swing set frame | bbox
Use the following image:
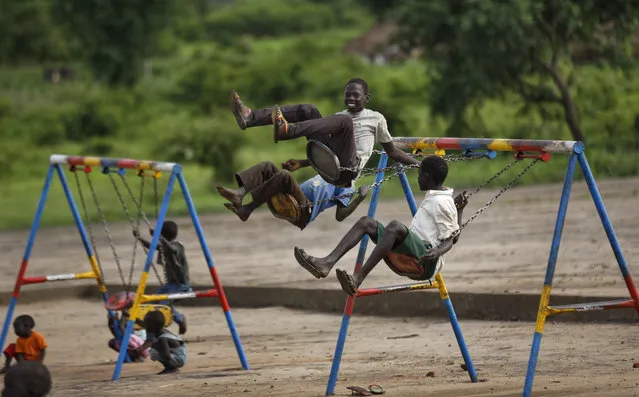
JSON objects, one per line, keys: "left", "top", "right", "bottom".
{"left": 0, "top": 155, "right": 250, "bottom": 381}
{"left": 324, "top": 137, "right": 638, "bottom": 397}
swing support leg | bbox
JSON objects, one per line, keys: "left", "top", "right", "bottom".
{"left": 112, "top": 170, "right": 178, "bottom": 381}
{"left": 0, "top": 166, "right": 55, "bottom": 352}
{"left": 177, "top": 173, "right": 249, "bottom": 370}
{"left": 326, "top": 157, "right": 477, "bottom": 395}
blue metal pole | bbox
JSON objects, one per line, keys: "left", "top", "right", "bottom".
{"left": 576, "top": 150, "right": 639, "bottom": 312}
{"left": 522, "top": 148, "right": 578, "bottom": 397}
{"left": 326, "top": 154, "right": 388, "bottom": 396}
{"left": 441, "top": 292, "right": 478, "bottom": 382}
{"left": 177, "top": 172, "right": 249, "bottom": 370}
{"left": 0, "top": 166, "right": 55, "bottom": 352}
{"left": 401, "top": 169, "right": 478, "bottom": 382}
{"left": 112, "top": 169, "right": 177, "bottom": 381}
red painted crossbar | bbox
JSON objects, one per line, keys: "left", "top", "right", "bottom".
{"left": 356, "top": 281, "right": 436, "bottom": 297}
{"left": 548, "top": 299, "right": 635, "bottom": 314}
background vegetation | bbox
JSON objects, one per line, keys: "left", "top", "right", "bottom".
{"left": 0, "top": 0, "right": 637, "bottom": 229}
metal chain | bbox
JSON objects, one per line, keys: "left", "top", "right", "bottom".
{"left": 119, "top": 174, "right": 165, "bottom": 285}
{"left": 465, "top": 158, "right": 520, "bottom": 199}
{"left": 72, "top": 171, "right": 107, "bottom": 287}
{"left": 452, "top": 158, "right": 540, "bottom": 239}
{"left": 83, "top": 172, "right": 127, "bottom": 288}
{"left": 106, "top": 172, "right": 140, "bottom": 293}
{"left": 298, "top": 164, "right": 408, "bottom": 209}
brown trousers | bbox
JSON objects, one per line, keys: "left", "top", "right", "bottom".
{"left": 235, "top": 161, "right": 311, "bottom": 229}
{"left": 247, "top": 104, "right": 358, "bottom": 186}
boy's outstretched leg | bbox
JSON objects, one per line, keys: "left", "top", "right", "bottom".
{"left": 230, "top": 91, "right": 323, "bottom": 130}
{"left": 336, "top": 220, "right": 409, "bottom": 295}
{"left": 294, "top": 216, "right": 379, "bottom": 279}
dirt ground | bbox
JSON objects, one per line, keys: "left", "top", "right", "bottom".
{"left": 12, "top": 301, "right": 639, "bottom": 397}
{"left": 1, "top": 178, "right": 639, "bottom": 396}
{"left": 0, "top": 177, "right": 637, "bottom": 296}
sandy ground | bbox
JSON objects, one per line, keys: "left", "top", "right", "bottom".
{"left": 1, "top": 178, "right": 639, "bottom": 396}
{"left": 0, "top": 177, "right": 637, "bottom": 297}
{"left": 2, "top": 301, "right": 637, "bottom": 397}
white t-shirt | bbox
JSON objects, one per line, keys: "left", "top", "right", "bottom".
{"left": 335, "top": 108, "right": 393, "bottom": 168}
{"left": 409, "top": 188, "right": 459, "bottom": 274}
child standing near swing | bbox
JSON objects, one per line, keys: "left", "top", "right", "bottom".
{"left": 0, "top": 315, "right": 47, "bottom": 375}
{"left": 294, "top": 155, "right": 468, "bottom": 294}
{"left": 134, "top": 220, "right": 190, "bottom": 335}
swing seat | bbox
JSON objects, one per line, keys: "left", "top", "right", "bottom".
{"left": 267, "top": 193, "right": 302, "bottom": 223}
{"left": 384, "top": 252, "right": 438, "bottom": 281}
{"left": 306, "top": 140, "right": 342, "bottom": 185}
{"left": 106, "top": 291, "right": 137, "bottom": 311}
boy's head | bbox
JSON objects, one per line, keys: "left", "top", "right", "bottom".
{"left": 418, "top": 155, "right": 448, "bottom": 191}
{"left": 344, "top": 77, "right": 369, "bottom": 113}
{"left": 13, "top": 315, "right": 35, "bottom": 338}
{"left": 143, "top": 310, "right": 166, "bottom": 334}
{"left": 161, "top": 221, "right": 178, "bottom": 241}
{"left": 2, "top": 361, "right": 52, "bottom": 397}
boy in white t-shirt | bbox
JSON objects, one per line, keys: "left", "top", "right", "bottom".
{"left": 230, "top": 78, "right": 418, "bottom": 187}
{"left": 294, "top": 155, "right": 468, "bottom": 295}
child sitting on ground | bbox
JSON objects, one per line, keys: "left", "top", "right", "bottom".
{"left": 216, "top": 161, "right": 369, "bottom": 229}
{"left": 2, "top": 361, "right": 51, "bottom": 397}
{"left": 294, "top": 155, "right": 467, "bottom": 295}
{"left": 107, "top": 308, "right": 149, "bottom": 362}
{"left": 0, "top": 315, "right": 47, "bottom": 374}
{"left": 135, "top": 220, "right": 190, "bottom": 335}
{"left": 137, "top": 310, "right": 186, "bottom": 375}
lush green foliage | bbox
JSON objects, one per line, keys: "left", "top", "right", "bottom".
{"left": 0, "top": 0, "right": 637, "bottom": 229}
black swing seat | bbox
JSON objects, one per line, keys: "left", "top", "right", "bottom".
{"left": 384, "top": 252, "right": 439, "bottom": 281}
{"left": 306, "top": 139, "right": 342, "bottom": 185}
{"left": 267, "top": 193, "right": 302, "bottom": 224}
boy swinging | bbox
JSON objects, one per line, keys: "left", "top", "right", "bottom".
{"left": 294, "top": 155, "right": 468, "bottom": 295}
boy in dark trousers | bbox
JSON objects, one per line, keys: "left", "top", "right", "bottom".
{"left": 231, "top": 78, "right": 419, "bottom": 187}
{"left": 294, "top": 156, "right": 468, "bottom": 295}
{"left": 135, "top": 220, "right": 190, "bottom": 335}
{"left": 216, "top": 161, "right": 369, "bottom": 229}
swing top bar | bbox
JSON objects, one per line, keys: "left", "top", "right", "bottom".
{"left": 393, "top": 137, "right": 579, "bottom": 154}
{"left": 49, "top": 154, "right": 178, "bottom": 172}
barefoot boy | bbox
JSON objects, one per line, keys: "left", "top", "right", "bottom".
{"left": 231, "top": 78, "right": 418, "bottom": 187}
{"left": 138, "top": 310, "right": 186, "bottom": 375}
{"left": 294, "top": 155, "right": 467, "bottom": 294}
{"left": 216, "top": 161, "right": 369, "bottom": 229}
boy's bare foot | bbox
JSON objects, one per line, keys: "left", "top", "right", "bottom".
{"left": 157, "top": 366, "right": 179, "bottom": 375}
{"left": 293, "top": 247, "right": 331, "bottom": 279}
{"left": 216, "top": 184, "right": 243, "bottom": 208}
{"left": 336, "top": 269, "right": 358, "bottom": 296}
{"left": 230, "top": 91, "right": 252, "bottom": 130}
{"left": 271, "top": 105, "right": 289, "bottom": 143}
{"left": 224, "top": 203, "right": 250, "bottom": 222}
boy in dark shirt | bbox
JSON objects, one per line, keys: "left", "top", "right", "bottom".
{"left": 135, "top": 221, "right": 190, "bottom": 335}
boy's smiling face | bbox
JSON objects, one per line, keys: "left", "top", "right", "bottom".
{"left": 343, "top": 83, "right": 367, "bottom": 113}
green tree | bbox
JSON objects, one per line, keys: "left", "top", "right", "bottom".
{"left": 396, "top": 0, "right": 639, "bottom": 143}
{"left": 51, "top": 0, "right": 174, "bottom": 87}
{"left": 0, "top": 0, "right": 68, "bottom": 63}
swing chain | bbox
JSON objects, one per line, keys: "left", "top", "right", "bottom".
{"left": 458, "top": 158, "right": 540, "bottom": 233}
{"left": 465, "top": 158, "right": 521, "bottom": 199}
{"left": 298, "top": 164, "right": 408, "bottom": 209}
{"left": 119, "top": 174, "right": 167, "bottom": 285}
{"left": 72, "top": 171, "right": 107, "bottom": 287}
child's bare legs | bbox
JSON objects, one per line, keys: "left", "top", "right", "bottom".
{"left": 336, "top": 220, "right": 409, "bottom": 295}
{"left": 294, "top": 216, "right": 379, "bottom": 278}
{"left": 216, "top": 185, "right": 246, "bottom": 208}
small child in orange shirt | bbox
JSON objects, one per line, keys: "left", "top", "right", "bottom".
{"left": 0, "top": 315, "right": 47, "bottom": 375}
